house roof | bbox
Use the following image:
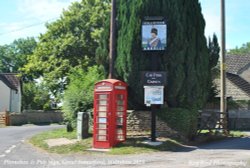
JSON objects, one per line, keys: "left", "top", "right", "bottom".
{"left": 226, "top": 54, "right": 250, "bottom": 75}
{"left": 227, "top": 73, "right": 250, "bottom": 96}
{"left": 0, "top": 73, "right": 20, "bottom": 91}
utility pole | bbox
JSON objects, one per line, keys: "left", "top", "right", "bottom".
{"left": 220, "top": 0, "right": 227, "bottom": 133}
{"left": 109, "top": 0, "right": 116, "bottom": 79}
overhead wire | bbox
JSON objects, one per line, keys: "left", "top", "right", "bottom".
{"left": 0, "top": 17, "right": 59, "bottom": 36}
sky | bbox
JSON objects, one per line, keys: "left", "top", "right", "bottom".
{"left": 199, "top": 0, "right": 250, "bottom": 49}
{"left": 0, "top": 0, "right": 80, "bottom": 45}
{"left": 0, "top": 0, "right": 249, "bottom": 49}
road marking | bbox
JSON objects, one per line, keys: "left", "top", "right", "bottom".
{"left": 5, "top": 145, "right": 16, "bottom": 154}
{"left": 0, "top": 154, "right": 5, "bottom": 158}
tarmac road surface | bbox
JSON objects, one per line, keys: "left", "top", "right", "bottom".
{"left": 0, "top": 125, "right": 250, "bottom": 168}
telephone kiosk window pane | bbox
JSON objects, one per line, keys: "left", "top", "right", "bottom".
{"left": 98, "top": 106, "right": 107, "bottom": 111}
{"left": 117, "top": 94, "right": 124, "bottom": 100}
{"left": 99, "top": 100, "right": 108, "bottom": 105}
{"left": 116, "top": 111, "right": 123, "bottom": 117}
{"left": 98, "top": 117, "right": 107, "bottom": 123}
{"left": 98, "top": 112, "right": 107, "bottom": 117}
{"left": 98, "top": 130, "right": 107, "bottom": 135}
{"left": 117, "top": 100, "right": 124, "bottom": 105}
{"left": 97, "top": 135, "right": 107, "bottom": 141}
{"left": 116, "top": 129, "right": 123, "bottom": 134}
{"left": 98, "top": 124, "right": 107, "bottom": 129}
{"left": 117, "top": 135, "right": 124, "bottom": 141}
{"left": 117, "top": 106, "right": 124, "bottom": 111}
{"left": 117, "top": 118, "right": 123, "bottom": 125}
{"left": 99, "top": 94, "right": 108, "bottom": 99}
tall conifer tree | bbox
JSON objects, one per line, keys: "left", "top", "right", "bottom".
{"left": 97, "top": 0, "right": 212, "bottom": 109}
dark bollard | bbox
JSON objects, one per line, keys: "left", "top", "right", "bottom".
{"left": 66, "top": 122, "right": 73, "bottom": 132}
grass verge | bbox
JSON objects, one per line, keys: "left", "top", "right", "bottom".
{"left": 30, "top": 128, "right": 247, "bottom": 155}
{"left": 198, "top": 130, "right": 247, "bottom": 137}
{"left": 191, "top": 129, "right": 248, "bottom": 146}
{"left": 229, "top": 131, "right": 247, "bottom": 137}
{"left": 29, "top": 128, "right": 92, "bottom": 154}
{"left": 109, "top": 137, "right": 182, "bottom": 155}
{"left": 29, "top": 128, "right": 184, "bottom": 155}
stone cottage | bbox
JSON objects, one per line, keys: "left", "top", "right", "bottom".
{"left": 216, "top": 54, "right": 250, "bottom": 101}
{"left": 225, "top": 54, "right": 250, "bottom": 100}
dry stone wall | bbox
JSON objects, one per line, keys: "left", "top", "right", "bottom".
{"left": 126, "top": 110, "right": 180, "bottom": 138}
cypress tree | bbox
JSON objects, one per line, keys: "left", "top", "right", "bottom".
{"left": 97, "top": 0, "right": 212, "bottom": 109}
{"left": 207, "top": 34, "right": 220, "bottom": 101}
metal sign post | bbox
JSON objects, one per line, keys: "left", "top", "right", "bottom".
{"left": 146, "top": 54, "right": 165, "bottom": 142}
{"left": 142, "top": 16, "right": 167, "bottom": 142}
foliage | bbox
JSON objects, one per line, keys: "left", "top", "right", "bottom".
{"left": 227, "top": 99, "right": 250, "bottom": 109}
{"left": 97, "top": 0, "right": 213, "bottom": 109}
{"left": 22, "top": 0, "right": 110, "bottom": 95}
{"left": 62, "top": 66, "right": 104, "bottom": 123}
{"left": 229, "top": 131, "right": 247, "bottom": 137}
{"left": 22, "top": 81, "right": 51, "bottom": 110}
{"left": 0, "top": 37, "right": 37, "bottom": 73}
{"left": 228, "top": 42, "right": 250, "bottom": 55}
{"left": 207, "top": 34, "right": 220, "bottom": 101}
{"left": 157, "top": 107, "right": 199, "bottom": 139}
{"left": 208, "top": 34, "right": 220, "bottom": 69}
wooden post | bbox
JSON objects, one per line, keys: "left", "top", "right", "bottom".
{"left": 108, "top": 0, "right": 116, "bottom": 79}
{"left": 220, "top": 0, "right": 228, "bottom": 134}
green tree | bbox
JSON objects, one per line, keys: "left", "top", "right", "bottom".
{"left": 228, "top": 42, "right": 250, "bottom": 54}
{"left": 208, "top": 34, "right": 220, "bottom": 69}
{"left": 207, "top": 34, "right": 220, "bottom": 101}
{"left": 23, "top": 0, "right": 110, "bottom": 96}
{"left": 0, "top": 37, "right": 37, "bottom": 73}
{"left": 62, "top": 66, "right": 104, "bottom": 123}
{"left": 22, "top": 81, "right": 51, "bottom": 110}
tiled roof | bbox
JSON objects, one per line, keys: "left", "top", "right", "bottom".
{"left": 227, "top": 73, "right": 250, "bottom": 96}
{"left": 0, "top": 73, "right": 20, "bottom": 91}
{"left": 226, "top": 54, "right": 250, "bottom": 75}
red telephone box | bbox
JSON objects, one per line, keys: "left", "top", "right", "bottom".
{"left": 93, "top": 79, "right": 127, "bottom": 149}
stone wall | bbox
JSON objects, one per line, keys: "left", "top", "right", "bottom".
{"left": 8, "top": 111, "right": 63, "bottom": 126}
{"left": 0, "top": 112, "right": 8, "bottom": 126}
{"left": 126, "top": 109, "right": 250, "bottom": 134}
{"left": 127, "top": 110, "right": 180, "bottom": 138}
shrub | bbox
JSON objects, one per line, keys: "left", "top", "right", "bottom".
{"left": 62, "top": 66, "right": 104, "bottom": 126}
{"left": 157, "top": 107, "right": 198, "bottom": 139}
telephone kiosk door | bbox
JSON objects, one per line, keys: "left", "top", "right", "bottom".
{"left": 114, "top": 90, "right": 127, "bottom": 145}
{"left": 93, "top": 93, "right": 111, "bottom": 148}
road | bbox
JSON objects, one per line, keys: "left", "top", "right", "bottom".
{"left": 0, "top": 126, "right": 250, "bottom": 168}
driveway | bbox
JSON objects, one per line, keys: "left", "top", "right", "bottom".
{"left": 0, "top": 126, "right": 250, "bottom": 168}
